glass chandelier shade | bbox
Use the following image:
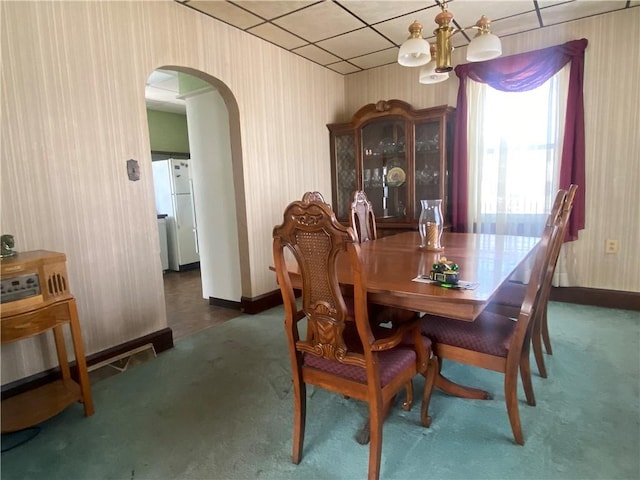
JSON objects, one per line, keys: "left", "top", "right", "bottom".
{"left": 419, "top": 45, "right": 449, "bottom": 84}
{"left": 397, "top": 21, "right": 431, "bottom": 67}
{"left": 466, "top": 17, "right": 502, "bottom": 61}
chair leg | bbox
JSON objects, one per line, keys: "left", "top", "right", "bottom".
{"left": 531, "top": 310, "right": 548, "bottom": 379}
{"left": 402, "top": 381, "right": 413, "bottom": 411}
{"left": 367, "top": 401, "right": 384, "bottom": 480}
{"left": 505, "top": 364, "right": 525, "bottom": 445}
{"left": 519, "top": 349, "right": 536, "bottom": 407}
{"left": 531, "top": 336, "right": 548, "bottom": 379}
{"left": 420, "top": 356, "right": 438, "bottom": 427}
{"left": 356, "top": 395, "right": 395, "bottom": 445}
{"left": 541, "top": 306, "right": 553, "bottom": 355}
{"left": 520, "top": 335, "right": 536, "bottom": 406}
{"left": 292, "top": 379, "right": 306, "bottom": 464}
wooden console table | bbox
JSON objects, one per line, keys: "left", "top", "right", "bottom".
{"left": 1, "top": 250, "right": 94, "bottom": 433}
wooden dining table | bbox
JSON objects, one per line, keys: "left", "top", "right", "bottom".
{"left": 281, "top": 230, "right": 539, "bottom": 321}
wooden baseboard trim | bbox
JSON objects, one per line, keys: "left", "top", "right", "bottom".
{"left": 549, "top": 287, "right": 640, "bottom": 311}
{"left": 240, "top": 290, "right": 283, "bottom": 314}
{"left": 1, "top": 328, "right": 174, "bottom": 400}
{"left": 208, "top": 297, "right": 242, "bottom": 310}
{"left": 85, "top": 327, "right": 174, "bottom": 365}
{"left": 178, "top": 262, "right": 200, "bottom": 272}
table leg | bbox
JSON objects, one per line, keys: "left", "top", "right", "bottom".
{"left": 435, "top": 371, "right": 493, "bottom": 400}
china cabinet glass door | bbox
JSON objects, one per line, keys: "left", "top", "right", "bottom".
{"left": 330, "top": 131, "right": 356, "bottom": 219}
{"left": 414, "top": 120, "right": 446, "bottom": 220}
{"left": 361, "top": 118, "right": 407, "bottom": 221}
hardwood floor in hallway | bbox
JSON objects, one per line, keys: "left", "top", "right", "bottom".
{"left": 163, "top": 269, "right": 242, "bottom": 341}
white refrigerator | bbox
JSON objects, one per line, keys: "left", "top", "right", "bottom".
{"left": 152, "top": 158, "right": 200, "bottom": 271}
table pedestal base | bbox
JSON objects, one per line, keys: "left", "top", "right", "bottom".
{"left": 435, "top": 372, "right": 493, "bottom": 400}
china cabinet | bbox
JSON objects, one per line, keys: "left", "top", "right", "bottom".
{"left": 328, "top": 100, "right": 455, "bottom": 234}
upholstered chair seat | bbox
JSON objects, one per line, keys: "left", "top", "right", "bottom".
{"left": 422, "top": 312, "right": 515, "bottom": 358}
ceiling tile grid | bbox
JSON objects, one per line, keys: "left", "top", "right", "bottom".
{"left": 178, "top": 0, "right": 636, "bottom": 74}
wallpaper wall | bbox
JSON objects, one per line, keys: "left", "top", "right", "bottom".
{"left": 0, "top": 1, "right": 343, "bottom": 382}
{"left": 147, "top": 110, "right": 190, "bottom": 154}
{"left": 1, "top": 2, "right": 637, "bottom": 384}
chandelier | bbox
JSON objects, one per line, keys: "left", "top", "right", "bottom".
{"left": 397, "top": 1, "right": 502, "bottom": 84}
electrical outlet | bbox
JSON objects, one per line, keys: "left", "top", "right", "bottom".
{"left": 605, "top": 239, "right": 619, "bottom": 254}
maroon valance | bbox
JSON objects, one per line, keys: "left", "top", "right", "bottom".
{"left": 451, "top": 38, "right": 588, "bottom": 241}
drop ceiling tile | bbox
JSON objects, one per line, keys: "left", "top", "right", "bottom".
{"left": 540, "top": 1, "right": 627, "bottom": 26}
{"left": 293, "top": 44, "right": 341, "bottom": 65}
{"left": 147, "top": 70, "right": 179, "bottom": 90}
{"left": 248, "top": 23, "right": 307, "bottom": 50}
{"left": 316, "top": 27, "right": 394, "bottom": 60}
{"left": 537, "top": 1, "right": 572, "bottom": 6}
{"left": 233, "top": 1, "right": 317, "bottom": 20}
{"left": 490, "top": 11, "right": 541, "bottom": 37}
{"left": 273, "top": 1, "right": 365, "bottom": 43}
{"left": 188, "top": 0, "right": 263, "bottom": 29}
{"left": 445, "top": 1, "right": 535, "bottom": 30}
{"left": 326, "top": 61, "right": 362, "bottom": 74}
{"left": 340, "top": 1, "right": 431, "bottom": 25}
{"left": 375, "top": 9, "right": 440, "bottom": 45}
{"left": 349, "top": 48, "right": 399, "bottom": 69}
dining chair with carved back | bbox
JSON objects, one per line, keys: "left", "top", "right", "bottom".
{"left": 343, "top": 189, "right": 420, "bottom": 409}
{"left": 301, "top": 191, "right": 328, "bottom": 205}
{"left": 419, "top": 203, "right": 564, "bottom": 445}
{"left": 350, "top": 190, "right": 377, "bottom": 243}
{"left": 273, "top": 199, "right": 437, "bottom": 480}
{"left": 486, "top": 184, "right": 578, "bottom": 378}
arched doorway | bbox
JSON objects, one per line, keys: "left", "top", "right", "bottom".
{"left": 145, "top": 67, "right": 249, "bottom": 339}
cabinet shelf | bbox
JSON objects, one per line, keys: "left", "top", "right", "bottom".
{"left": 363, "top": 152, "right": 406, "bottom": 158}
{"left": 328, "top": 100, "right": 455, "bottom": 233}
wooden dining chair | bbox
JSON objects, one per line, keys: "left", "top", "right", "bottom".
{"left": 420, "top": 205, "right": 563, "bottom": 445}
{"left": 487, "top": 185, "right": 578, "bottom": 378}
{"left": 301, "top": 190, "right": 328, "bottom": 204}
{"left": 273, "top": 199, "right": 437, "bottom": 480}
{"left": 349, "top": 189, "right": 419, "bottom": 406}
{"left": 350, "top": 190, "right": 377, "bottom": 243}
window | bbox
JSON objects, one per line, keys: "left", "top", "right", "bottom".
{"left": 466, "top": 65, "right": 569, "bottom": 237}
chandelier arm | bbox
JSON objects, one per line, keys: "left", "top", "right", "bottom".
{"left": 460, "top": 25, "right": 481, "bottom": 34}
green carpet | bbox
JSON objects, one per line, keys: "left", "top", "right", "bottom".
{"left": 1, "top": 302, "right": 639, "bottom": 479}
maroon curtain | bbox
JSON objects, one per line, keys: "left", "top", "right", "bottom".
{"left": 452, "top": 38, "right": 587, "bottom": 241}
